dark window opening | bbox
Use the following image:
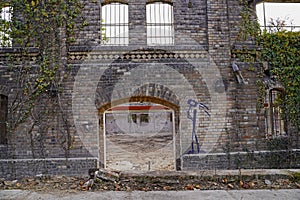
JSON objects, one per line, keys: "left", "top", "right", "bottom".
{"left": 0, "top": 94, "right": 8, "bottom": 144}
{"left": 140, "top": 114, "right": 149, "bottom": 123}
{"left": 130, "top": 113, "right": 137, "bottom": 124}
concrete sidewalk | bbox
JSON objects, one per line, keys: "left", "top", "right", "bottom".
{"left": 1, "top": 189, "right": 300, "bottom": 200}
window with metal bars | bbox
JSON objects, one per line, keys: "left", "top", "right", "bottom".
{"left": 269, "top": 89, "right": 285, "bottom": 137}
{"left": 0, "top": 6, "right": 12, "bottom": 47}
{"left": 0, "top": 94, "right": 8, "bottom": 144}
{"left": 146, "top": 2, "right": 174, "bottom": 46}
{"left": 101, "top": 3, "right": 129, "bottom": 46}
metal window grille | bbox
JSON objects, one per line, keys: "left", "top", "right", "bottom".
{"left": 101, "top": 3, "right": 129, "bottom": 46}
{"left": 258, "top": 2, "right": 300, "bottom": 32}
{"left": 146, "top": 2, "right": 174, "bottom": 46}
{"left": 270, "top": 90, "right": 285, "bottom": 136}
{"left": 0, "top": 6, "right": 12, "bottom": 47}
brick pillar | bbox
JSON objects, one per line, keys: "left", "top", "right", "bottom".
{"left": 129, "top": 1, "right": 147, "bottom": 46}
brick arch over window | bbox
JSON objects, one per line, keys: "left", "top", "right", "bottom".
{"left": 98, "top": 94, "right": 180, "bottom": 131}
{"left": 95, "top": 49, "right": 210, "bottom": 109}
{"left": 98, "top": 94, "right": 179, "bottom": 114}
{"left": 98, "top": 83, "right": 180, "bottom": 130}
{"left": 101, "top": 0, "right": 129, "bottom": 6}
{"left": 146, "top": 0, "right": 173, "bottom": 4}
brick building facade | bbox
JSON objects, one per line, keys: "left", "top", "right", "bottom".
{"left": 0, "top": 0, "right": 299, "bottom": 178}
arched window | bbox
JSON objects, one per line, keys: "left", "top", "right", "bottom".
{"left": 101, "top": 2, "right": 129, "bottom": 46}
{"left": 0, "top": 94, "right": 8, "bottom": 144}
{"left": 146, "top": 2, "right": 174, "bottom": 45}
{"left": 0, "top": 5, "right": 12, "bottom": 47}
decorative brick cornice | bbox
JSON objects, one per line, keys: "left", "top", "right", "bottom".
{"left": 67, "top": 49, "right": 209, "bottom": 63}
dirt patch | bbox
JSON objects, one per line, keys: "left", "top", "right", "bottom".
{"left": 106, "top": 132, "right": 174, "bottom": 171}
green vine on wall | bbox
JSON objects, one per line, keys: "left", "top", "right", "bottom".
{"left": 0, "top": 0, "right": 86, "bottom": 163}
{"left": 255, "top": 80, "right": 266, "bottom": 112}
{"left": 236, "top": 0, "right": 300, "bottom": 134}
{"left": 257, "top": 31, "right": 300, "bottom": 133}
{"left": 237, "top": 0, "right": 260, "bottom": 41}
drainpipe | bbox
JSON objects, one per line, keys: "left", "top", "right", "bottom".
{"left": 263, "top": 2, "right": 266, "bottom": 31}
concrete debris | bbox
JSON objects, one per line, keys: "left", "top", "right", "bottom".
{"left": 227, "top": 183, "right": 234, "bottom": 189}
{"left": 80, "top": 179, "right": 94, "bottom": 191}
{"left": 95, "top": 169, "right": 120, "bottom": 182}
{"left": 239, "top": 180, "right": 250, "bottom": 189}
{"left": 3, "top": 180, "right": 18, "bottom": 186}
{"left": 184, "top": 184, "right": 195, "bottom": 190}
{"left": 89, "top": 168, "right": 120, "bottom": 182}
{"left": 249, "top": 181, "right": 255, "bottom": 187}
{"left": 88, "top": 168, "right": 99, "bottom": 179}
{"left": 264, "top": 179, "right": 272, "bottom": 185}
{"left": 1, "top": 169, "right": 300, "bottom": 192}
{"left": 221, "top": 178, "right": 227, "bottom": 184}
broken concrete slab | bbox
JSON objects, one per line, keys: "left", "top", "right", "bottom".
{"left": 95, "top": 169, "right": 120, "bottom": 182}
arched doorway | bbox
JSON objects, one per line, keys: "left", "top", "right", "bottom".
{"left": 99, "top": 96, "right": 179, "bottom": 171}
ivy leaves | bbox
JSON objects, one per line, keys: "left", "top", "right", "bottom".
{"left": 237, "top": 0, "right": 300, "bottom": 133}
{"left": 258, "top": 31, "right": 300, "bottom": 132}
{"left": 10, "top": 0, "right": 83, "bottom": 46}
{"left": 0, "top": 0, "right": 84, "bottom": 136}
{"left": 4, "top": 0, "right": 84, "bottom": 93}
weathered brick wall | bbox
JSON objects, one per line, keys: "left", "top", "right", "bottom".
{"left": 182, "top": 150, "right": 300, "bottom": 170}
{"left": 0, "top": 0, "right": 299, "bottom": 178}
{"left": 0, "top": 158, "right": 97, "bottom": 179}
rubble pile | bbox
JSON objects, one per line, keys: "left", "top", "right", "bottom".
{"left": 1, "top": 170, "right": 300, "bottom": 192}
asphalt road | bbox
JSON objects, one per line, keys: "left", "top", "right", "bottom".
{"left": 1, "top": 189, "right": 300, "bottom": 200}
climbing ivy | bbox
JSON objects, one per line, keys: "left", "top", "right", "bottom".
{"left": 4, "top": 0, "right": 84, "bottom": 93}
{"left": 0, "top": 0, "right": 86, "bottom": 163}
{"left": 237, "top": 0, "right": 260, "bottom": 41}
{"left": 236, "top": 0, "right": 300, "bottom": 133}
{"left": 257, "top": 31, "right": 300, "bottom": 132}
